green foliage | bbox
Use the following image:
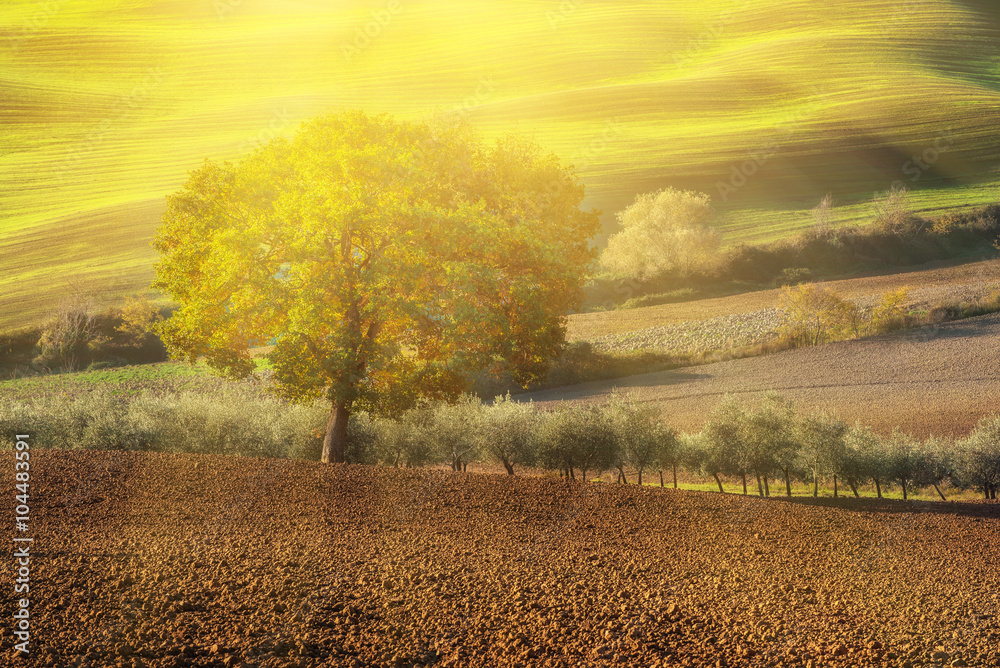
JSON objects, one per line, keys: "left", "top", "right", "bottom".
{"left": 154, "top": 109, "right": 599, "bottom": 462}
{"left": 956, "top": 414, "right": 1000, "bottom": 498}
{"left": 536, "top": 403, "right": 617, "bottom": 480}
{"left": 477, "top": 394, "right": 538, "bottom": 474}
{"left": 0, "top": 386, "right": 325, "bottom": 458}
{"left": 606, "top": 392, "right": 664, "bottom": 485}
{"left": 615, "top": 288, "right": 699, "bottom": 310}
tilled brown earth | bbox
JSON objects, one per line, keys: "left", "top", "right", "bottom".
{"left": 3, "top": 450, "right": 999, "bottom": 668}
{"left": 529, "top": 313, "right": 1000, "bottom": 438}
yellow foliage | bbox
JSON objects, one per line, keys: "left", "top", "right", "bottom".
{"left": 778, "top": 283, "right": 857, "bottom": 346}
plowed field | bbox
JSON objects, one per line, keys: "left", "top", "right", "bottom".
{"left": 3, "top": 450, "right": 998, "bottom": 668}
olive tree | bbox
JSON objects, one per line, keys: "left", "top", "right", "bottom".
{"left": 537, "top": 404, "right": 617, "bottom": 482}
{"left": 956, "top": 415, "right": 1000, "bottom": 499}
{"left": 798, "top": 410, "right": 848, "bottom": 497}
{"left": 607, "top": 393, "right": 662, "bottom": 485}
{"left": 654, "top": 426, "right": 684, "bottom": 489}
{"left": 478, "top": 394, "right": 537, "bottom": 475}
{"left": 884, "top": 429, "right": 925, "bottom": 501}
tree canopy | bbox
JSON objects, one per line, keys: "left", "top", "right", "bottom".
{"left": 599, "top": 187, "right": 720, "bottom": 280}
{"left": 153, "top": 110, "right": 599, "bottom": 462}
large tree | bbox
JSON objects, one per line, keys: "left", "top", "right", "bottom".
{"left": 153, "top": 110, "right": 599, "bottom": 462}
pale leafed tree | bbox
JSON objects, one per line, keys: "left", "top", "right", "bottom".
{"left": 600, "top": 187, "right": 721, "bottom": 280}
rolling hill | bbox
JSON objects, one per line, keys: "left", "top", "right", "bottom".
{"left": 2, "top": 0, "right": 1000, "bottom": 330}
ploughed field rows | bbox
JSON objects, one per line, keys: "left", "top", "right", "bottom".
{"left": 569, "top": 258, "right": 1000, "bottom": 344}
{"left": 4, "top": 450, "right": 1000, "bottom": 668}
{"left": 535, "top": 312, "right": 1000, "bottom": 438}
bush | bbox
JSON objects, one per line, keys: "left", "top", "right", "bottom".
{"left": 773, "top": 267, "right": 814, "bottom": 287}
{"left": 600, "top": 187, "right": 721, "bottom": 280}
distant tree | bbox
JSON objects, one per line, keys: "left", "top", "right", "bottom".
{"left": 811, "top": 192, "right": 835, "bottom": 237}
{"left": 599, "top": 187, "right": 721, "bottom": 280}
{"left": 842, "top": 425, "right": 883, "bottom": 498}
{"left": 798, "top": 410, "right": 848, "bottom": 497}
{"left": 537, "top": 404, "right": 617, "bottom": 482}
{"left": 957, "top": 415, "right": 1000, "bottom": 499}
{"left": 884, "top": 429, "right": 924, "bottom": 501}
{"left": 921, "top": 435, "right": 956, "bottom": 501}
{"left": 745, "top": 394, "right": 801, "bottom": 497}
{"left": 680, "top": 433, "right": 723, "bottom": 492}
{"left": 871, "top": 183, "right": 916, "bottom": 234}
{"left": 427, "top": 397, "right": 482, "bottom": 472}
{"left": 607, "top": 393, "right": 662, "bottom": 485}
{"left": 154, "top": 110, "right": 599, "bottom": 463}
{"left": 34, "top": 293, "right": 98, "bottom": 372}
{"left": 779, "top": 284, "right": 857, "bottom": 346}
{"left": 478, "top": 394, "right": 537, "bottom": 475}
{"left": 701, "top": 396, "right": 748, "bottom": 494}
{"left": 654, "top": 426, "right": 684, "bottom": 489}
{"left": 373, "top": 411, "right": 434, "bottom": 468}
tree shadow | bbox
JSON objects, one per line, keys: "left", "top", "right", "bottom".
{"left": 754, "top": 493, "right": 1000, "bottom": 519}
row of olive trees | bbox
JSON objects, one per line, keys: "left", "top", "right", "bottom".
{"left": 360, "top": 392, "right": 1000, "bottom": 500}
{"left": 355, "top": 393, "right": 683, "bottom": 483}
{"left": 666, "top": 393, "right": 1000, "bottom": 500}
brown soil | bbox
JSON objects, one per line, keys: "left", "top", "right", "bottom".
{"left": 531, "top": 312, "right": 1000, "bottom": 438}
{"left": 3, "top": 449, "right": 999, "bottom": 668}
{"left": 568, "top": 257, "right": 1000, "bottom": 340}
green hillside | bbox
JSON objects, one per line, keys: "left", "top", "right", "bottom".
{"left": 2, "top": 0, "right": 1000, "bottom": 329}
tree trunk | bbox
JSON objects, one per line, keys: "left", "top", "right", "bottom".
{"left": 462, "top": 461, "right": 467, "bottom": 473}
{"left": 901, "top": 482, "right": 907, "bottom": 501}
{"left": 813, "top": 468, "right": 819, "bottom": 497}
{"left": 933, "top": 483, "right": 946, "bottom": 501}
{"left": 672, "top": 463, "right": 678, "bottom": 490}
{"left": 742, "top": 473, "right": 747, "bottom": 496}
{"left": 581, "top": 468, "right": 588, "bottom": 483}
{"left": 833, "top": 475, "right": 838, "bottom": 499}
{"left": 659, "top": 470, "right": 664, "bottom": 488}
{"left": 755, "top": 472, "right": 764, "bottom": 497}
{"left": 713, "top": 473, "right": 724, "bottom": 494}
{"left": 637, "top": 469, "right": 643, "bottom": 486}
{"left": 502, "top": 460, "right": 514, "bottom": 475}
{"left": 784, "top": 469, "right": 792, "bottom": 497}
{"left": 849, "top": 481, "right": 859, "bottom": 498}
{"left": 763, "top": 476, "right": 770, "bottom": 497}
{"left": 570, "top": 467, "right": 576, "bottom": 480}
{"left": 321, "top": 400, "right": 350, "bottom": 463}
{"left": 875, "top": 478, "right": 882, "bottom": 499}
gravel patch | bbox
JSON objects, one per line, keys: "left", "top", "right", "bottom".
{"left": 589, "top": 309, "right": 783, "bottom": 355}
{"left": 587, "top": 280, "right": 1000, "bottom": 355}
